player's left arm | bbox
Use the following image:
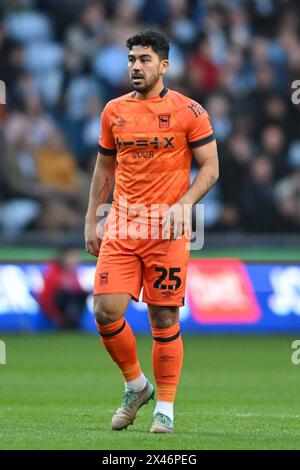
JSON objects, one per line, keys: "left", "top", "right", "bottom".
{"left": 179, "top": 139, "right": 219, "bottom": 206}
{"left": 163, "top": 140, "right": 218, "bottom": 239}
{"left": 163, "top": 102, "right": 219, "bottom": 238}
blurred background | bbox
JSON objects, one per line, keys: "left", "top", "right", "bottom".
{"left": 0, "top": 0, "right": 300, "bottom": 333}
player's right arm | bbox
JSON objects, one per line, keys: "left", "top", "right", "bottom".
{"left": 85, "top": 104, "right": 117, "bottom": 257}
{"left": 85, "top": 153, "right": 116, "bottom": 257}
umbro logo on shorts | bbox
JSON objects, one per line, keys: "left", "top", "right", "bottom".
{"left": 161, "top": 290, "right": 175, "bottom": 298}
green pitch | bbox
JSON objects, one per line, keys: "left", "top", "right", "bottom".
{"left": 0, "top": 333, "right": 299, "bottom": 450}
{"left": 0, "top": 245, "right": 300, "bottom": 261}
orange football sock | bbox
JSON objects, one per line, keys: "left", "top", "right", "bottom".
{"left": 97, "top": 318, "right": 142, "bottom": 382}
{"left": 151, "top": 323, "right": 183, "bottom": 403}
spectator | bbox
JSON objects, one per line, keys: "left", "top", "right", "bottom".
{"left": 1, "top": 0, "right": 300, "bottom": 235}
{"left": 241, "top": 156, "right": 278, "bottom": 232}
{"left": 274, "top": 171, "right": 300, "bottom": 231}
{"left": 188, "top": 35, "right": 221, "bottom": 96}
{"left": 259, "top": 125, "right": 288, "bottom": 179}
{"left": 38, "top": 246, "right": 88, "bottom": 329}
{"left": 4, "top": 91, "right": 57, "bottom": 148}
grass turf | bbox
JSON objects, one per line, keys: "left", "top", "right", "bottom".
{"left": 0, "top": 246, "right": 300, "bottom": 261}
{"left": 0, "top": 333, "right": 300, "bottom": 450}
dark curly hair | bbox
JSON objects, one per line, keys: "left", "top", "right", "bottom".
{"left": 126, "top": 30, "right": 170, "bottom": 60}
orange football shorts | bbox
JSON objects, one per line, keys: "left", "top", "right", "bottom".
{"left": 94, "top": 228, "right": 189, "bottom": 306}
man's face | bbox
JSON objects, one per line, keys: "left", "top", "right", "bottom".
{"left": 128, "top": 45, "right": 168, "bottom": 93}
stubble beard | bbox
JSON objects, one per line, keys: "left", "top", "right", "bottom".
{"left": 131, "top": 73, "right": 160, "bottom": 94}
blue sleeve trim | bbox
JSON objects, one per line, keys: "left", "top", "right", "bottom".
{"left": 189, "top": 134, "right": 215, "bottom": 148}
{"left": 98, "top": 144, "right": 116, "bottom": 156}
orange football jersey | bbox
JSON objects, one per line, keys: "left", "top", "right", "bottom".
{"left": 98, "top": 87, "right": 214, "bottom": 222}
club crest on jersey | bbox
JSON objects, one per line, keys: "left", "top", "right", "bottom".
{"left": 158, "top": 114, "right": 170, "bottom": 129}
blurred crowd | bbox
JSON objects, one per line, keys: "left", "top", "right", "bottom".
{"left": 1, "top": 0, "right": 300, "bottom": 236}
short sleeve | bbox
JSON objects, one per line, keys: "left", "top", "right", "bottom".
{"left": 98, "top": 105, "right": 117, "bottom": 156}
{"left": 185, "top": 101, "right": 215, "bottom": 149}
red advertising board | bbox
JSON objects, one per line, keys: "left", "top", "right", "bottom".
{"left": 187, "top": 259, "right": 261, "bottom": 324}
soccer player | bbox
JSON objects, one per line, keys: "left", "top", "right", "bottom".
{"left": 85, "top": 30, "right": 219, "bottom": 433}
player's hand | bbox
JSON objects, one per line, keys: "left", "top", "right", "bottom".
{"left": 162, "top": 199, "right": 192, "bottom": 240}
{"left": 84, "top": 220, "right": 102, "bottom": 257}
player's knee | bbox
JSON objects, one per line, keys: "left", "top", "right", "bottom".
{"left": 153, "top": 316, "right": 177, "bottom": 329}
{"left": 149, "top": 306, "right": 179, "bottom": 328}
{"left": 94, "top": 296, "right": 122, "bottom": 326}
